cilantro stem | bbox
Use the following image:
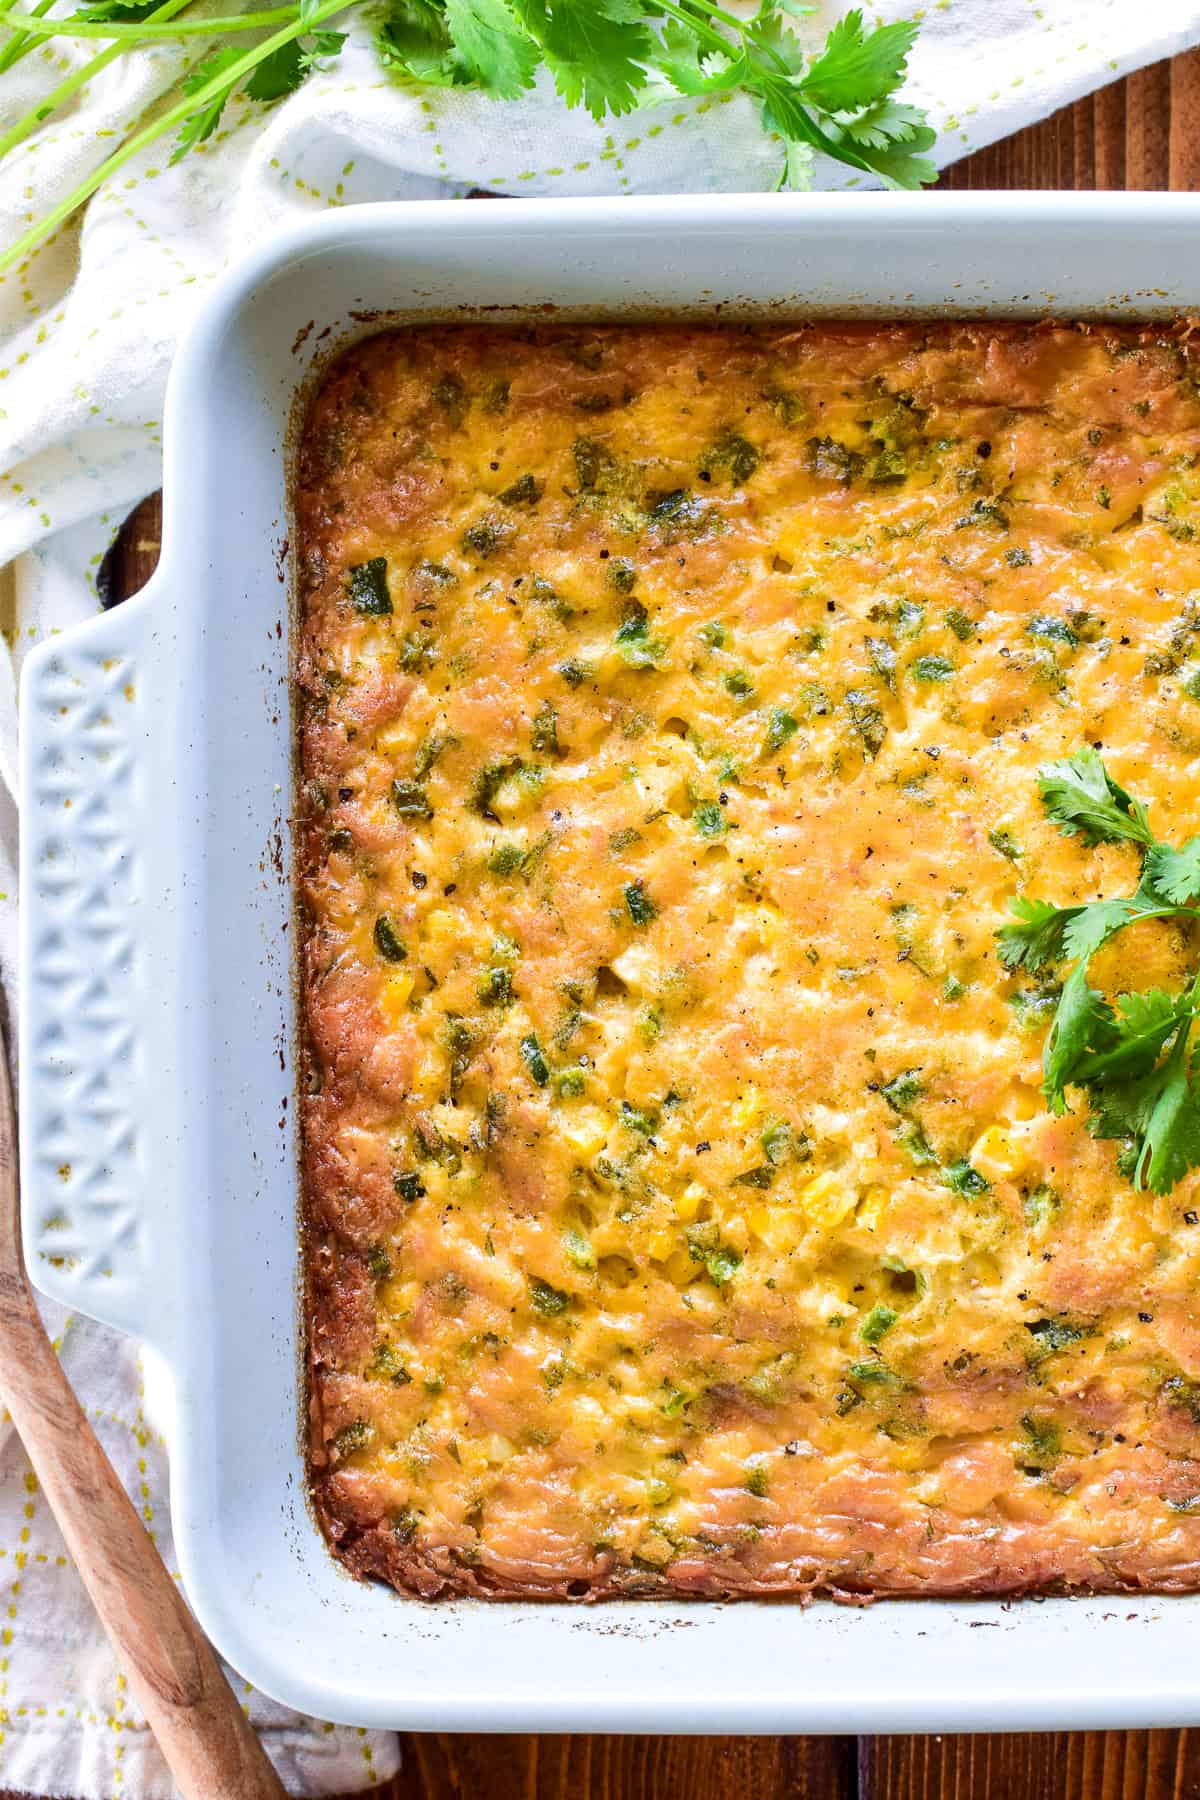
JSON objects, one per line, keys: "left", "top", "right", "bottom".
{"left": 0, "top": 0, "right": 347, "bottom": 272}
{"left": 649, "top": 0, "right": 737, "bottom": 62}
{"left": 0, "top": 0, "right": 196, "bottom": 165}
{"left": 0, "top": 4, "right": 932, "bottom": 273}
{"left": 0, "top": 4, "right": 296, "bottom": 35}
{"left": 652, "top": 0, "right": 875, "bottom": 175}
{"left": 675, "top": 0, "right": 797, "bottom": 76}
{"left": 0, "top": 0, "right": 56, "bottom": 76}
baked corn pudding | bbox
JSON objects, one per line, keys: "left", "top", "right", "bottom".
{"left": 296, "top": 321, "right": 1200, "bottom": 1600}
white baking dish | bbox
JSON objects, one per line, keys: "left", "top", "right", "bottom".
{"left": 20, "top": 191, "right": 1200, "bottom": 1733}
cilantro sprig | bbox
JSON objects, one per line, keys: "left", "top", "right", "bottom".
{"left": 0, "top": 3, "right": 933, "bottom": 275}
{"left": 996, "top": 747, "right": 1200, "bottom": 1194}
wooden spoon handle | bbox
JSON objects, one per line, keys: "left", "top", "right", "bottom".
{"left": 0, "top": 1063, "right": 287, "bottom": 1797}
{"left": 0, "top": 1315, "right": 288, "bottom": 1799}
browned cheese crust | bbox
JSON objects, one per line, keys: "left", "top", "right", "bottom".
{"left": 296, "top": 320, "right": 1200, "bottom": 1601}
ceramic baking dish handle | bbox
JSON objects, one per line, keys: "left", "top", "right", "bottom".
{"left": 19, "top": 581, "right": 182, "bottom": 1352}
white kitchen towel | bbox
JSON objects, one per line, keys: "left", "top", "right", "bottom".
{"left": 3, "top": 1, "right": 1200, "bottom": 1795}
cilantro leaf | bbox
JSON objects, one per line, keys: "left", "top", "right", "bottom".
{"left": 243, "top": 31, "right": 345, "bottom": 102}
{"left": 654, "top": 4, "right": 932, "bottom": 193}
{"left": 1144, "top": 835, "right": 1200, "bottom": 904}
{"left": 513, "top": 0, "right": 653, "bottom": 119}
{"left": 742, "top": 10, "right": 808, "bottom": 79}
{"left": 1134, "top": 1033, "right": 1200, "bottom": 1194}
{"left": 838, "top": 98, "right": 928, "bottom": 152}
{"left": 1000, "top": 745, "right": 1200, "bottom": 1193}
{"left": 838, "top": 125, "right": 936, "bottom": 190}
{"left": 1086, "top": 1067, "right": 1160, "bottom": 1153}
{"left": 1071, "top": 989, "right": 1190, "bottom": 1089}
{"left": 170, "top": 49, "right": 242, "bottom": 164}
{"left": 753, "top": 69, "right": 836, "bottom": 157}
{"left": 795, "top": 8, "right": 918, "bottom": 113}
{"left": 1042, "top": 963, "right": 1117, "bottom": 1114}
{"left": 777, "top": 138, "right": 817, "bottom": 191}
{"left": 245, "top": 40, "right": 306, "bottom": 101}
{"left": 654, "top": 19, "right": 745, "bottom": 96}
{"left": 3, "top": 0, "right": 938, "bottom": 278}
{"left": 1060, "top": 893, "right": 1164, "bottom": 963}
{"left": 445, "top": 0, "right": 539, "bottom": 98}
{"left": 1037, "top": 747, "right": 1155, "bottom": 849}
{"left": 999, "top": 876, "right": 1188, "bottom": 977}
{"left": 996, "top": 896, "right": 1079, "bottom": 972}
{"left": 376, "top": 0, "right": 463, "bottom": 83}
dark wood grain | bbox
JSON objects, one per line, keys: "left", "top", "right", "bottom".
{"left": 9, "top": 45, "right": 1200, "bottom": 1800}
{"left": 859, "top": 1731, "right": 1200, "bottom": 1800}
{"left": 390, "top": 1735, "right": 856, "bottom": 1800}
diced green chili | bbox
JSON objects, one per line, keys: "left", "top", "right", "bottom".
{"left": 911, "top": 654, "right": 954, "bottom": 683}
{"left": 391, "top": 779, "right": 432, "bottom": 818}
{"left": 1027, "top": 614, "right": 1078, "bottom": 648}
{"left": 693, "top": 801, "right": 727, "bottom": 837}
{"left": 487, "top": 842, "right": 525, "bottom": 876}
{"left": 562, "top": 1226, "right": 595, "bottom": 1269}
{"left": 499, "top": 472, "right": 543, "bottom": 507}
{"left": 732, "top": 1165, "right": 774, "bottom": 1189}
{"left": 529, "top": 1276, "right": 571, "bottom": 1316}
{"left": 478, "top": 966, "right": 515, "bottom": 1008}
{"left": 623, "top": 881, "right": 658, "bottom": 926}
{"left": 860, "top": 1304, "right": 897, "bottom": 1345}
{"left": 332, "top": 1419, "right": 373, "bottom": 1458}
{"left": 763, "top": 707, "right": 799, "bottom": 755}
{"left": 530, "top": 702, "right": 563, "bottom": 757}
{"left": 520, "top": 1033, "right": 550, "bottom": 1086}
{"left": 348, "top": 557, "right": 391, "bottom": 615}
{"left": 373, "top": 915, "right": 408, "bottom": 962}
{"left": 880, "top": 1069, "right": 922, "bottom": 1113}
{"left": 943, "top": 1158, "right": 989, "bottom": 1197}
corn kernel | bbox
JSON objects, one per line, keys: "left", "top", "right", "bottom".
{"left": 883, "top": 1438, "right": 928, "bottom": 1472}
{"left": 735, "top": 905, "right": 781, "bottom": 951}
{"left": 665, "top": 1248, "right": 697, "bottom": 1285}
{"left": 378, "top": 970, "right": 415, "bottom": 1026}
{"left": 970, "top": 1125, "right": 1021, "bottom": 1181}
{"left": 733, "top": 1086, "right": 763, "bottom": 1129}
{"left": 611, "top": 945, "right": 653, "bottom": 990}
{"left": 411, "top": 1051, "right": 444, "bottom": 1103}
{"left": 675, "top": 1182, "right": 705, "bottom": 1223}
{"left": 798, "top": 1169, "right": 857, "bottom": 1231}
{"left": 561, "top": 1109, "right": 609, "bottom": 1157}
{"left": 421, "top": 908, "right": 456, "bottom": 949}
{"left": 753, "top": 1206, "right": 807, "bottom": 1254}
{"left": 856, "top": 1184, "right": 890, "bottom": 1232}
{"left": 374, "top": 722, "right": 409, "bottom": 755}
{"left": 1008, "top": 1085, "right": 1039, "bottom": 1122}
{"left": 722, "top": 1215, "right": 750, "bottom": 1256}
{"left": 647, "top": 1227, "right": 676, "bottom": 1263}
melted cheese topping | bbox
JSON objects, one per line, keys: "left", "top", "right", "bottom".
{"left": 297, "top": 322, "right": 1200, "bottom": 1599}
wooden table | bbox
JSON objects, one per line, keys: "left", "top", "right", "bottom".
{"left": 9, "top": 45, "right": 1200, "bottom": 1800}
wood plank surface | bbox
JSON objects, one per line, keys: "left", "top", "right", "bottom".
{"left": 10, "top": 44, "right": 1200, "bottom": 1800}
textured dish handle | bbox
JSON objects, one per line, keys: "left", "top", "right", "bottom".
{"left": 0, "top": 1027, "right": 287, "bottom": 1800}
{"left": 19, "top": 586, "right": 175, "bottom": 1346}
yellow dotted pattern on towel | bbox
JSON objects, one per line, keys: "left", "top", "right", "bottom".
{"left": 0, "top": 1334, "right": 395, "bottom": 1789}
